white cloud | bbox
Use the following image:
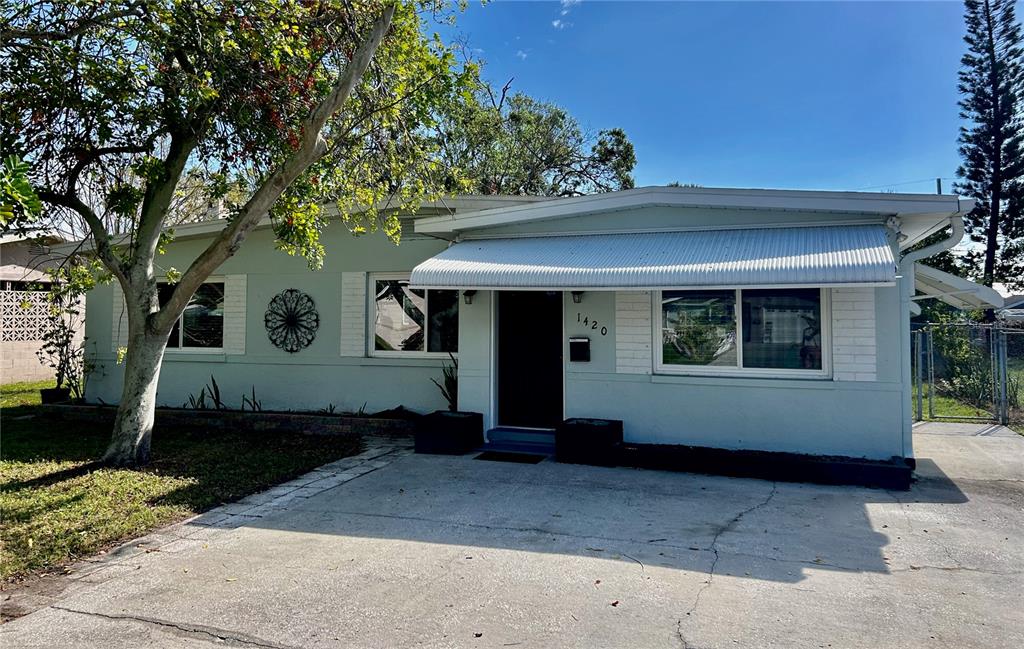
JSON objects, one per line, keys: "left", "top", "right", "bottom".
{"left": 554, "top": 1, "right": 580, "bottom": 27}
{"left": 515, "top": 49, "right": 528, "bottom": 60}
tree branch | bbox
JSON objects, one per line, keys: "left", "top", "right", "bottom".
{"left": 1, "top": 6, "right": 145, "bottom": 44}
{"left": 154, "top": 3, "right": 397, "bottom": 332}
{"left": 37, "top": 189, "right": 127, "bottom": 286}
{"left": 133, "top": 131, "right": 199, "bottom": 272}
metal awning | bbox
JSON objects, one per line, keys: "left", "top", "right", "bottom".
{"left": 913, "top": 263, "right": 1004, "bottom": 310}
{"left": 410, "top": 225, "right": 897, "bottom": 290}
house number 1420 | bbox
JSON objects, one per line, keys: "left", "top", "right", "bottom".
{"left": 577, "top": 313, "right": 608, "bottom": 336}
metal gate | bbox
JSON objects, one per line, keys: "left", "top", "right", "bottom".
{"left": 913, "top": 323, "right": 1021, "bottom": 426}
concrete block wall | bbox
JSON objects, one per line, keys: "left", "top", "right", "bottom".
{"left": 1, "top": 340, "right": 54, "bottom": 382}
{"left": 615, "top": 291, "right": 653, "bottom": 374}
{"left": 1, "top": 290, "right": 85, "bottom": 384}
{"left": 831, "top": 287, "right": 878, "bottom": 381}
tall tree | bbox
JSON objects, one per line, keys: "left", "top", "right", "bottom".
{"left": 434, "top": 80, "right": 636, "bottom": 196}
{"left": 955, "top": 0, "right": 1024, "bottom": 291}
{"left": 2, "top": 1, "right": 472, "bottom": 465}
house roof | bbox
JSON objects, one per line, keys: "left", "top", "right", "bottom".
{"left": 410, "top": 224, "right": 896, "bottom": 290}
{"left": 52, "top": 194, "right": 550, "bottom": 253}
{"left": 0, "top": 229, "right": 65, "bottom": 246}
{"left": 1000, "top": 294, "right": 1024, "bottom": 310}
{"left": 913, "top": 264, "right": 1004, "bottom": 311}
{"left": 0, "top": 265, "right": 51, "bottom": 283}
{"left": 413, "top": 186, "right": 973, "bottom": 249}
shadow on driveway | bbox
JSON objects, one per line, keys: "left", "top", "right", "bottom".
{"left": 233, "top": 451, "right": 968, "bottom": 585}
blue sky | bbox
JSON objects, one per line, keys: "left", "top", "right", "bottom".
{"left": 436, "top": 1, "right": 966, "bottom": 193}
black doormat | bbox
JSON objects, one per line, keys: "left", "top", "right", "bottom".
{"left": 475, "top": 451, "right": 546, "bottom": 464}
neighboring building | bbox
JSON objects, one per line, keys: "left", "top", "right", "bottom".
{"left": 0, "top": 231, "right": 80, "bottom": 383}
{"left": 997, "top": 294, "right": 1024, "bottom": 323}
{"left": 0, "top": 231, "right": 61, "bottom": 290}
{"left": 80, "top": 187, "right": 1002, "bottom": 464}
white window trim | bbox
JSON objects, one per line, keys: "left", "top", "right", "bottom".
{"left": 368, "top": 272, "right": 458, "bottom": 359}
{"left": 162, "top": 277, "right": 226, "bottom": 354}
{"left": 652, "top": 288, "right": 831, "bottom": 379}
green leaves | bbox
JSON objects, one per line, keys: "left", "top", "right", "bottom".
{"left": 955, "top": 0, "right": 1024, "bottom": 289}
{"left": 3, "top": 1, "right": 479, "bottom": 272}
{"left": 433, "top": 83, "right": 637, "bottom": 197}
{"left": 0, "top": 156, "right": 42, "bottom": 227}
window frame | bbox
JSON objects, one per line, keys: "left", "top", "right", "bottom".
{"left": 160, "top": 278, "right": 226, "bottom": 354}
{"left": 653, "top": 287, "right": 831, "bottom": 378}
{"left": 368, "top": 272, "right": 459, "bottom": 358}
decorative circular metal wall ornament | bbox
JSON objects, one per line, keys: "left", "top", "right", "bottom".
{"left": 265, "top": 289, "right": 320, "bottom": 353}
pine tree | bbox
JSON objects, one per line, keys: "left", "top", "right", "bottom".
{"left": 955, "top": 0, "right": 1024, "bottom": 292}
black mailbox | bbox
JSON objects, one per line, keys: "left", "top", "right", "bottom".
{"left": 569, "top": 336, "right": 590, "bottom": 362}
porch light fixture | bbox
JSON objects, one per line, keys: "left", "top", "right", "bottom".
{"left": 571, "top": 291, "right": 584, "bottom": 304}
{"left": 463, "top": 290, "right": 477, "bottom": 305}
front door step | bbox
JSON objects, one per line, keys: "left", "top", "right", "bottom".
{"left": 481, "top": 427, "right": 555, "bottom": 456}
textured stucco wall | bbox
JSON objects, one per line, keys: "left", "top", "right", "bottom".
{"left": 82, "top": 204, "right": 908, "bottom": 459}
{"left": 455, "top": 283, "right": 902, "bottom": 460}
{"left": 85, "top": 224, "right": 453, "bottom": 414}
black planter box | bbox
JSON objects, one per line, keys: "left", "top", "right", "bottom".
{"left": 39, "top": 387, "right": 72, "bottom": 404}
{"left": 556, "top": 418, "right": 623, "bottom": 466}
{"left": 415, "top": 411, "right": 484, "bottom": 455}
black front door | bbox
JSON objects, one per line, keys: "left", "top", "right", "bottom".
{"left": 497, "top": 291, "right": 563, "bottom": 428}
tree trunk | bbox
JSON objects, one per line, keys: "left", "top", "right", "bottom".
{"left": 102, "top": 314, "right": 168, "bottom": 466}
{"left": 985, "top": 186, "right": 1001, "bottom": 285}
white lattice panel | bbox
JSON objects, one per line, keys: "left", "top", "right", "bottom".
{"left": 1, "top": 290, "right": 50, "bottom": 342}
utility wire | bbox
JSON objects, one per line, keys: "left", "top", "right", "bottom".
{"left": 851, "top": 176, "right": 954, "bottom": 190}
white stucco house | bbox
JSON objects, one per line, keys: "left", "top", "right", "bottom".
{"left": 81, "top": 187, "right": 1003, "bottom": 471}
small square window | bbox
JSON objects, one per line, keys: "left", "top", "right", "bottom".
{"left": 158, "top": 282, "right": 224, "bottom": 350}
{"left": 660, "top": 290, "right": 737, "bottom": 367}
{"left": 373, "top": 277, "right": 458, "bottom": 355}
{"left": 741, "top": 289, "right": 822, "bottom": 370}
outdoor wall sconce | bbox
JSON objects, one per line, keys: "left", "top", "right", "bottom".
{"left": 571, "top": 291, "right": 584, "bottom": 304}
{"left": 463, "top": 290, "right": 477, "bottom": 305}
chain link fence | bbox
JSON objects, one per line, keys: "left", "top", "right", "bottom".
{"left": 1005, "top": 328, "right": 1024, "bottom": 427}
{"left": 912, "top": 323, "right": 1022, "bottom": 427}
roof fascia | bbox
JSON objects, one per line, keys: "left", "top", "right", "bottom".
{"left": 414, "top": 186, "right": 972, "bottom": 235}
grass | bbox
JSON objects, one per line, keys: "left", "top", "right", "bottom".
{"left": 911, "top": 384, "right": 992, "bottom": 420}
{"left": 1, "top": 380, "right": 56, "bottom": 408}
{"left": 0, "top": 389, "right": 363, "bottom": 583}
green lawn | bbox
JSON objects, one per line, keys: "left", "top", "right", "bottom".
{"left": 0, "top": 390, "right": 362, "bottom": 582}
{"left": 911, "top": 384, "right": 992, "bottom": 420}
{"left": 1, "top": 380, "right": 56, "bottom": 408}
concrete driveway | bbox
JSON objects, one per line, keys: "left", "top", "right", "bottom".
{"left": 3, "top": 424, "right": 1022, "bottom": 649}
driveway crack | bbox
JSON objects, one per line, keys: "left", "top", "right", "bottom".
{"left": 50, "top": 605, "right": 297, "bottom": 649}
{"left": 683, "top": 482, "right": 778, "bottom": 619}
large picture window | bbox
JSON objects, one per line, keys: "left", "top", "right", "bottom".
{"left": 657, "top": 288, "right": 826, "bottom": 376}
{"left": 372, "top": 276, "right": 458, "bottom": 355}
{"left": 158, "top": 281, "right": 225, "bottom": 350}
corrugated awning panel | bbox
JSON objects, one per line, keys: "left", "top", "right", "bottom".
{"left": 914, "top": 263, "right": 1004, "bottom": 310}
{"left": 411, "top": 225, "right": 896, "bottom": 289}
